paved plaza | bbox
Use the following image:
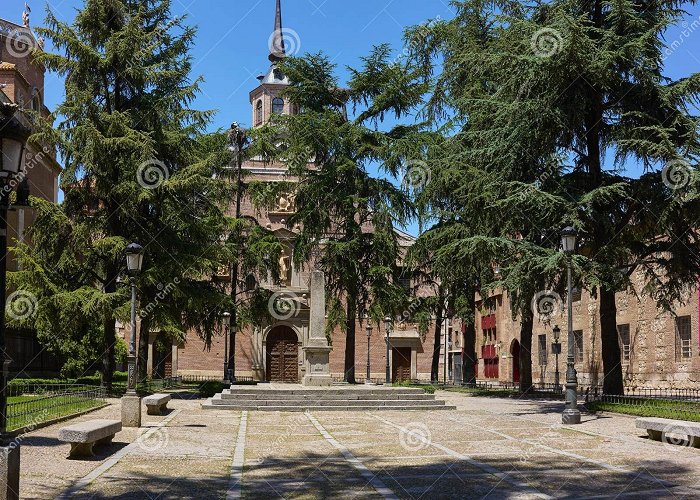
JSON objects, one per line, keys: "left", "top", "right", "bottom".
{"left": 18, "top": 391, "right": 700, "bottom": 499}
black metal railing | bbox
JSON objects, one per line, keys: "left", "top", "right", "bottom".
{"left": 179, "top": 375, "right": 255, "bottom": 383}
{"left": 6, "top": 382, "right": 97, "bottom": 398}
{"left": 7, "top": 387, "right": 107, "bottom": 431}
{"left": 582, "top": 385, "right": 700, "bottom": 403}
{"left": 147, "top": 376, "right": 182, "bottom": 390}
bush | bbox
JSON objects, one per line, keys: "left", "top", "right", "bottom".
{"left": 392, "top": 381, "right": 436, "bottom": 394}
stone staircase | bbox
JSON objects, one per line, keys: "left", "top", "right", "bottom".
{"left": 202, "top": 385, "right": 455, "bottom": 411}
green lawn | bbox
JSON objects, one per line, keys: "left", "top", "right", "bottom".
{"left": 7, "top": 394, "right": 107, "bottom": 431}
{"left": 588, "top": 398, "right": 700, "bottom": 422}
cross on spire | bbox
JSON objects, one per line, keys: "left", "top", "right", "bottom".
{"left": 269, "top": 0, "right": 286, "bottom": 62}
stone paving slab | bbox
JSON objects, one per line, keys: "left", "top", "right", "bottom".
{"left": 14, "top": 390, "right": 700, "bottom": 499}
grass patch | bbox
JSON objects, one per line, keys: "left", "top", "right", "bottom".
{"left": 587, "top": 399, "right": 700, "bottom": 422}
{"left": 7, "top": 394, "right": 105, "bottom": 430}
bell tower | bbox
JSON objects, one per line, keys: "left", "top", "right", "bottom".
{"left": 250, "top": 0, "right": 296, "bottom": 128}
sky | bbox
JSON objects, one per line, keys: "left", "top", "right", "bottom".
{"left": 1, "top": 0, "right": 700, "bottom": 234}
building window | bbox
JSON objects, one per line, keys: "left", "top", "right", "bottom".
{"left": 573, "top": 330, "right": 584, "bottom": 363}
{"left": 255, "top": 100, "right": 263, "bottom": 125}
{"left": 538, "top": 334, "right": 548, "bottom": 366}
{"left": 272, "top": 97, "right": 284, "bottom": 114}
{"left": 618, "top": 324, "right": 631, "bottom": 363}
{"left": 675, "top": 316, "right": 692, "bottom": 360}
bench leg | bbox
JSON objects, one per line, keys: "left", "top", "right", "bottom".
{"left": 160, "top": 403, "right": 169, "bottom": 414}
{"left": 647, "top": 430, "right": 662, "bottom": 441}
{"left": 96, "top": 435, "right": 114, "bottom": 447}
{"left": 690, "top": 436, "right": 700, "bottom": 449}
{"left": 146, "top": 405, "right": 160, "bottom": 416}
{"left": 69, "top": 442, "right": 94, "bottom": 458}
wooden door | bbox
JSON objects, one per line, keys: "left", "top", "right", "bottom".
{"left": 392, "top": 347, "right": 412, "bottom": 383}
{"left": 266, "top": 327, "right": 299, "bottom": 383}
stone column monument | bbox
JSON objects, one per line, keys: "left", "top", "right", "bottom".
{"left": 302, "top": 271, "right": 333, "bottom": 386}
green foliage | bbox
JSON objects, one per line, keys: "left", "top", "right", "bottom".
{"left": 406, "top": 0, "right": 700, "bottom": 394}
{"left": 253, "top": 49, "right": 430, "bottom": 381}
{"left": 8, "top": 0, "right": 241, "bottom": 388}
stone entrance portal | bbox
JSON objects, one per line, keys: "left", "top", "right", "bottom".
{"left": 266, "top": 326, "right": 299, "bottom": 383}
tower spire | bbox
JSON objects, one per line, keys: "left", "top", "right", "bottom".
{"left": 269, "top": 0, "right": 286, "bottom": 62}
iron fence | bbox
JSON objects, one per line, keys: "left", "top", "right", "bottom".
{"left": 180, "top": 375, "right": 255, "bottom": 383}
{"left": 7, "top": 386, "right": 107, "bottom": 431}
{"left": 147, "top": 376, "right": 182, "bottom": 390}
{"left": 7, "top": 382, "right": 97, "bottom": 398}
{"left": 587, "top": 393, "right": 700, "bottom": 422}
{"left": 581, "top": 385, "right": 700, "bottom": 402}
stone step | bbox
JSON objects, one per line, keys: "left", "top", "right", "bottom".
{"left": 219, "top": 392, "right": 436, "bottom": 401}
{"left": 202, "top": 400, "right": 456, "bottom": 412}
{"left": 210, "top": 396, "right": 445, "bottom": 407}
{"left": 224, "top": 388, "right": 427, "bottom": 396}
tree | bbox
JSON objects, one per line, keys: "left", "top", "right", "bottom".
{"left": 10, "top": 0, "right": 233, "bottom": 389}
{"left": 408, "top": 0, "right": 700, "bottom": 395}
{"left": 252, "top": 47, "right": 427, "bottom": 382}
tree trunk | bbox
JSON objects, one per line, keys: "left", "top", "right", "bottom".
{"left": 344, "top": 298, "right": 357, "bottom": 383}
{"left": 431, "top": 306, "right": 444, "bottom": 383}
{"left": 137, "top": 316, "right": 150, "bottom": 383}
{"left": 600, "top": 287, "right": 623, "bottom": 395}
{"left": 101, "top": 265, "right": 118, "bottom": 392}
{"left": 461, "top": 290, "right": 477, "bottom": 386}
{"left": 519, "top": 312, "right": 534, "bottom": 393}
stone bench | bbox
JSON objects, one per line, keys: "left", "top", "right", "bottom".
{"left": 636, "top": 417, "right": 700, "bottom": 448}
{"left": 58, "top": 419, "right": 122, "bottom": 458}
{"left": 144, "top": 393, "right": 171, "bottom": 415}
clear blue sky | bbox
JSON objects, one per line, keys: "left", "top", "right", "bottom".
{"left": 2, "top": 0, "right": 700, "bottom": 234}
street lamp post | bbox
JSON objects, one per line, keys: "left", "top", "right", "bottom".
{"left": 552, "top": 325, "right": 562, "bottom": 392}
{"left": 365, "top": 322, "right": 373, "bottom": 384}
{"left": 123, "top": 242, "right": 144, "bottom": 428}
{"left": 0, "top": 101, "right": 30, "bottom": 500}
{"left": 561, "top": 226, "right": 581, "bottom": 424}
{"left": 384, "top": 317, "right": 392, "bottom": 384}
{"left": 227, "top": 123, "right": 248, "bottom": 384}
{"left": 223, "top": 312, "right": 231, "bottom": 382}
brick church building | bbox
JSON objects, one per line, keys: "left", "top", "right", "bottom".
{"left": 133, "top": 0, "right": 699, "bottom": 389}
{"left": 0, "top": 13, "right": 63, "bottom": 375}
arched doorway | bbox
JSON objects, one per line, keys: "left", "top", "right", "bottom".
{"left": 266, "top": 326, "right": 299, "bottom": 383}
{"left": 511, "top": 340, "right": 521, "bottom": 384}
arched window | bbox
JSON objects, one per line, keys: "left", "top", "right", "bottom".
{"left": 32, "top": 95, "right": 41, "bottom": 112}
{"left": 255, "top": 100, "right": 263, "bottom": 125}
{"left": 272, "top": 97, "right": 284, "bottom": 115}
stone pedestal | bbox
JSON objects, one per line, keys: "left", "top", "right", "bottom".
{"left": 0, "top": 444, "right": 19, "bottom": 500}
{"left": 121, "top": 394, "right": 142, "bottom": 428}
{"left": 302, "top": 271, "right": 332, "bottom": 386}
{"left": 303, "top": 345, "right": 333, "bottom": 386}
